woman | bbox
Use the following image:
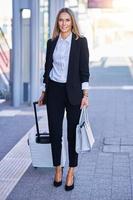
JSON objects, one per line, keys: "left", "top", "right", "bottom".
{"left": 38, "top": 7, "right": 90, "bottom": 191}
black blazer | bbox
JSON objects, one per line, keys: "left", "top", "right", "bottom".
{"left": 43, "top": 33, "right": 90, "bottom": 105}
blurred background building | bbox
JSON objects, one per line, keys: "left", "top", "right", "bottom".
{"left": 0, "top": 0, "right": 133, "bottom": 107}
{"left": 0, "top": 0, "right": 11, "bottom": 101}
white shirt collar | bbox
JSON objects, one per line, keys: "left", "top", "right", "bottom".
{"left": 59, "top": 32, "right": 72, "bottom": 44}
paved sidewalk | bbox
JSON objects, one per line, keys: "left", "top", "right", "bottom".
{"left": 0, "top": 57, "right": 133, "bottom": 200}
{"left": 0, "top": 102, "right": 36, "bottom": 161}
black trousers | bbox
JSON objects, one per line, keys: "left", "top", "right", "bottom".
{"left": 46, "top": 79, "right": 81, "bottom": 167}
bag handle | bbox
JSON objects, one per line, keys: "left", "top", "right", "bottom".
{"left": 33, "top": 101, "right": 40, "bottom": 139}
{"left": 79, "top": 108, "right": 84, "bottom": 124}
{"left": 79, "top": 106, "right": 88, "bottom": 125}
{"left": 83, "top": 107, "right": 89, "bottom": 123}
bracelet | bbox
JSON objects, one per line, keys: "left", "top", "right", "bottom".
{"left": 83, "top": 92, "right": 88, "bottom": 96}
{"left": 83, "top": 93, "right": 88, "bottom": 96}
{"left": 83, "top": 91, "right": 88, "bottom": 95}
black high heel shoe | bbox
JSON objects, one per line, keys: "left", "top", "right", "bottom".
{"left": 53, "top": 179, "right": 62, "bottom": 187}
{"left": 65, "top": 176, "right": 74, "bottom": 191}
{"left": 53, "top": 167, "right": 63, "bottom": 187}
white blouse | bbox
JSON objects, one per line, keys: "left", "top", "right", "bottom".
{"left": 41, "top": 33, "right": 88, "bottom": 91}
{"left": 49, "top": 33, "right": 72, "bottom": 83}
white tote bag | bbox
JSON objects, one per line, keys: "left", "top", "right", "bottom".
{"left": 76, "top": 107, "right": 95, "bottom": 153}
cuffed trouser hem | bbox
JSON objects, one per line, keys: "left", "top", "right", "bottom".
{"left": 53, "top": 163, "right": 61, "bottom": 167}
{"left": 69, "top": 164, "right": 78, "bottom": 167}
{"left": 69, "top": 160, "right": 78, "bottom": 167}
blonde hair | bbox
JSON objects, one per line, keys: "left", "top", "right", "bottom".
{"left": 52, "top": 8, "right": 81, "bottom": 40}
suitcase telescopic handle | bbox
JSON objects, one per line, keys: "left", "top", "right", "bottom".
{"left": 33, "top": 101, "right": 40, "bottom": 138}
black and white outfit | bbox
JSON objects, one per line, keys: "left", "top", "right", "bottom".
{"left": 42, "top": 32, "right": 90, "bottom": 167}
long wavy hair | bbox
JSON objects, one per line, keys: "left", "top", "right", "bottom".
{"left": 52, "top": 8, "right": 81, "bottom": 40}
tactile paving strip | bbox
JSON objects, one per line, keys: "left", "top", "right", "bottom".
{"left": 0, "top": 117, "right": 46, "bottom": 200}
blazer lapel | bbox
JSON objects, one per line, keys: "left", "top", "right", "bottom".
{"left": 50, "top": 36, "right": 59, "bottom": 62}
{"left": 67, "top": 33, "right": 77, "bottom": 80}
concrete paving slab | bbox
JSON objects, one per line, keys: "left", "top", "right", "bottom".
{"left": 113, "top": 166, "right": 130, "bottom": 177}
{"left": 112, "top": 177, "right": 131, "bottom": 200}
{"left": 121, "top": 146, "right": 133, "bottom": 153}
{"left": 121, "top": 137, "right": 133, "bottom": 145}
{"left": 103, "top": 145, "right": 120, "bottom": 153}
{"left": 113, "top": 153, "right": 129, "bottom": 163}
{"left": 103, "top": 137, "right": 121, "bottom": 145}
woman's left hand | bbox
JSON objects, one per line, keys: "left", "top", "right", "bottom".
{"left": 80, "top": 96, "right": 89, "bottom": 109}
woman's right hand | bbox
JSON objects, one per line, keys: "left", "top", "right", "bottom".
{"left": 38, "top": 92, "right": 46, "bottom": 106}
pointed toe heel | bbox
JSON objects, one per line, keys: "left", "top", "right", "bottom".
{"left": 65, "top": 182, "right": 74, "bottom": 191}
{"left": 53, "top": 180, "right": 62, "bottom": 187}
{"left": 65, "top": 176, "right": 75, "bottom": 191}
{"left": 53, "top": 166, "right": 63, "bottom": 187}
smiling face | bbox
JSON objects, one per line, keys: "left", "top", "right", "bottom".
{"left": 58, "top": 12, "right": 72, "bottom": 35}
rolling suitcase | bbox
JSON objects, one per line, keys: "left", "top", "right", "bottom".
{"left": 28, "top": 101, "right": 66, "bottom": 168}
